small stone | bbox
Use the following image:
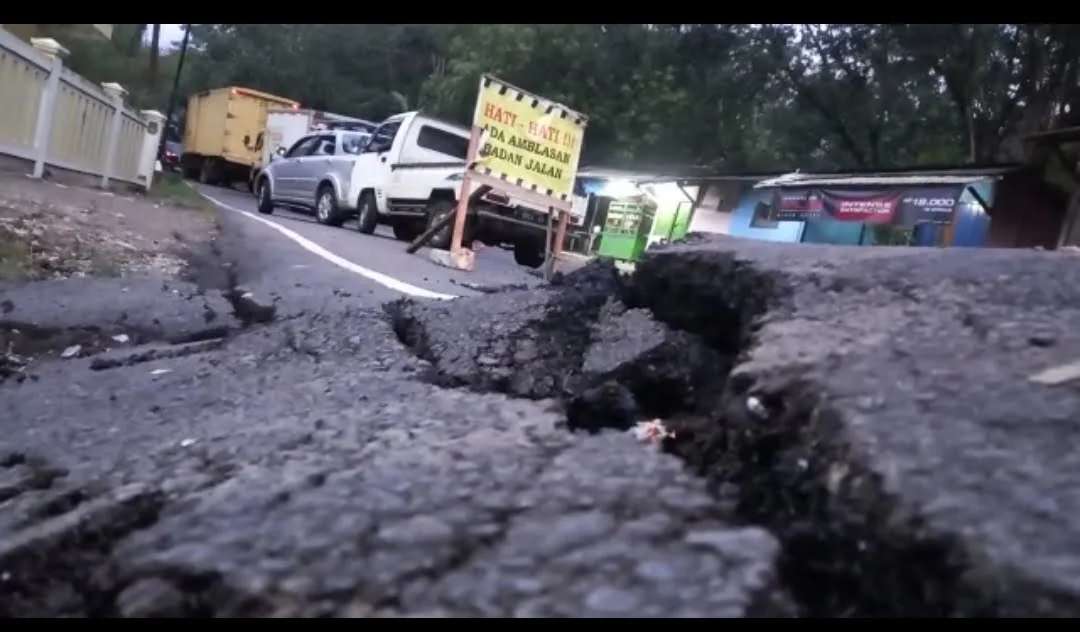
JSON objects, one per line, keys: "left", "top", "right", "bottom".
{"left": 513, "top": 342, "right": 539, "bottom": 362}
{"left": 634, "top": 559, "right": 678, "bottom": 582}
{"left": 1028, "top": 332, "right": 1056, "bottom": 348}
{"left": 583, "top": 586, "right": 639, "bottom": 614}
{"left": 116, "top": 577, "right": 186, "bottom": 617}
{"left": 376, "top": 515, "right": 454, "bottom": 545}
{"left": 683, "top": 527, "right": 778, "bottom": 562}
{"left": 538, "top": 510, "right": 615, "bottom": 554}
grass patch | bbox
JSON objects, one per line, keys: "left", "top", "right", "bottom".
{"left": 151, "top": 173, "right": 215, "bottom": 214}
{"left": 0, "top": 228, "right": 34, "bottom": 281}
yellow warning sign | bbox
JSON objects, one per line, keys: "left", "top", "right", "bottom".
{"left": 470, "top": 75, "right": 587, "bottom": 207}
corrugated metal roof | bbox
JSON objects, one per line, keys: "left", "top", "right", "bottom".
{"left": 754, "top": 172, "right": 1009, "bottom": 189}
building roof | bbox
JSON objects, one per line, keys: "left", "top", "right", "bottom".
{"left": 754, "top": 168, "right": 1018, "bottom": 189}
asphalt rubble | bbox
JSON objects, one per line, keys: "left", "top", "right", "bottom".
{"left": 2, "top": 229, "right": 1080, "bottom": 617}
{"left": 388, "top": 234, "right": 1080, "bottom": 618}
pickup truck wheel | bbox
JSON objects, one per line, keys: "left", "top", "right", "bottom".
{"left": 315, "top": 184, "right": 346, "bottom": 227}
{"left": 513, "top": 240, "right": 546, "bottom": 268}
{"left": 356, "top": 192, "right": 378, "bottom": 234}
{"left": 425, "top": 200, "right": 456, "bottom": 250}
{"left": 391, "top": 220, "right": 421, "bottom": 241}
{"left": 256, "top": 179, "right": 275, "bottom": 215}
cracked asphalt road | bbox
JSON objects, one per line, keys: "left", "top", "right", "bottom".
{"left": 0, "top": 203, "right": 783, "bottom": 617}
{"left": 2, "top": 198, "right": 1080, "bottom": 617}
{"left": 198, "top": 184, "right": 558, "bottom": 298}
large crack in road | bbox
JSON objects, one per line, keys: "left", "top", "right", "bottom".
{"left": 387, "top": 236, "right": 1080, "bottom": 618}
{"left": 2, "top": 230, "right": 1080, "bottom": 617}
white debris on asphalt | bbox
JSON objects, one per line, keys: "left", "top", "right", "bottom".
{"left": 630, "top": 419, "right": 675, "bottom": 446}
{"left": 746, "top": 395, "right": 769, "bottom": 419}
{"left": 111, "top": 334, "right": 130, "bottom": 344}
{"left": 1030, "top": 359, "right": 1080, "bottom": 386}
{"left": 180, "top": 438, "right": 196, "bottom": 448}
{"left": 60, "top": 345, "right": 81, "bottom": 359}
{"left": 150, "top": 368, "right": 172, "bottom": 376}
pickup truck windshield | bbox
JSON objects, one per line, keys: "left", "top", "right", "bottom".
{"left": 341, "top": 132, "right": 370, "bottom": 155}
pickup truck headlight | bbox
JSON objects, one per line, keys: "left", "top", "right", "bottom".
{"left": 445, "top": 172, "right": 464, "bottom": 182}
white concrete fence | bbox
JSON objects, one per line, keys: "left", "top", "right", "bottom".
{"left": 0, "top": 26, "right": 164, "bottom": 189}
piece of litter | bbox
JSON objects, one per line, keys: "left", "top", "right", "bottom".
{"left": 630, "top": 419, "right": 675, "bottom": 446}
{"left": 60, "top": 345, "right": 81, "bottom": 359}
{"left": 1030, "top": 359, "right": 1080, "bottom": 386}
{"left": 241, "top": 292, "right": 254, "bottom": 300}
{"left": 111, "top": 334, "right": 130, "bottom": 344}
{"left": 180, "top": 438, "right": 196, "bottom": 448}
{"left": 150, "top": 368, "right": 172, "bottom": 376}
{"left": 746, "top": 395, "right": 769, "bottom": 419}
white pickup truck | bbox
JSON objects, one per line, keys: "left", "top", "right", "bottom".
{"left": 255, "top": 111, "right": 583, "bottom": 268}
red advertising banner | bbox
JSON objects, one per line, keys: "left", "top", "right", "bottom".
{"left": 770, "top": 185, "right": 965, "bottom": 225}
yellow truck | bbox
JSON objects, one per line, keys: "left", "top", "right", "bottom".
{"left": 181, "top": 86, "right": 300, "bottom": 187}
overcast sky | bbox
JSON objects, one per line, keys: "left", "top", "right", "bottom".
{"left": 155, "top": 24, "right": 186, "bottom": 50}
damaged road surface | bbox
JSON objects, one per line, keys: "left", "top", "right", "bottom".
{"left": 389, "top": 237, "right": 1080, "bottom": 618}
{"left": 3, "top": 233, "right": 1080, "bottom": 617}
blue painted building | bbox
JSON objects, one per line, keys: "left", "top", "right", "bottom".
{"left": 725, "top": 171, "right": 1002, "bottom": 248}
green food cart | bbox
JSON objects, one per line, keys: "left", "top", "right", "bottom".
{"left": 596, "top": 201, "right": 654, "bottom": 262}
{"left": 593, "top": 181, "right": 697, "bottom": 263}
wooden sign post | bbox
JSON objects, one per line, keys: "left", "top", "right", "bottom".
{"left": 448, "top": 75, "right": 588, "bottom": 274}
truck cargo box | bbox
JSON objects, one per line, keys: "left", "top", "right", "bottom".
{"left": 181, "top": 86, "right": 298, "bottom": 186}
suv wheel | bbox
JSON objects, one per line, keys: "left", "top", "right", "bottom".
{"left": 256, "top": 178, "right": 274, "bottom": 215}
{"left": 315, "top": 184, "right": 345, "bottom": 227}
{"left": 356, "top": 192, "right": 378, "bottom": 234}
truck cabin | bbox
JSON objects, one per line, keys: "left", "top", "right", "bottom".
{"left": 361, "top": 112, "right": 470, "bottom": 165}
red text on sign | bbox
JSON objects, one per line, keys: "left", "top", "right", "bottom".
{"left": 483, "top": 103, "right": 517, "bottom": 127}
{"left": 527, "top": 122, "right": 560, "bottom": 144}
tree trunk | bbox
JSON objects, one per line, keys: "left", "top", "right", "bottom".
{"left": 148, "top": 24, "right": 161, "bottom": 88}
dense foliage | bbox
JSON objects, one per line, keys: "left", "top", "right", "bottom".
{"left": 64, "top": 24, "right": 1080, "bottom": 172}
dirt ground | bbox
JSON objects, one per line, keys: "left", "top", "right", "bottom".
{"left": 0, "top": 173, "right": 217, "bottom": 282}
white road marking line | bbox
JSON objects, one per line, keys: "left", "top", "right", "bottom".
{"left": 201, "top": 193, "right": 458, "bottom": 301}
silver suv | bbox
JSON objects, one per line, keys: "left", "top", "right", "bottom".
{"left": 254, "top": 130, "right": 370, "bottom": 227}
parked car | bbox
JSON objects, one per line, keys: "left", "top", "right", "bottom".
{"left": 253, "top": 129, "right": 372, "bottom": 224}
{"left": 161, "top": 141, "right": 182, "bottom": 172}
{"left": 248, "top": 108, "right": 376, "bottom": 193}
